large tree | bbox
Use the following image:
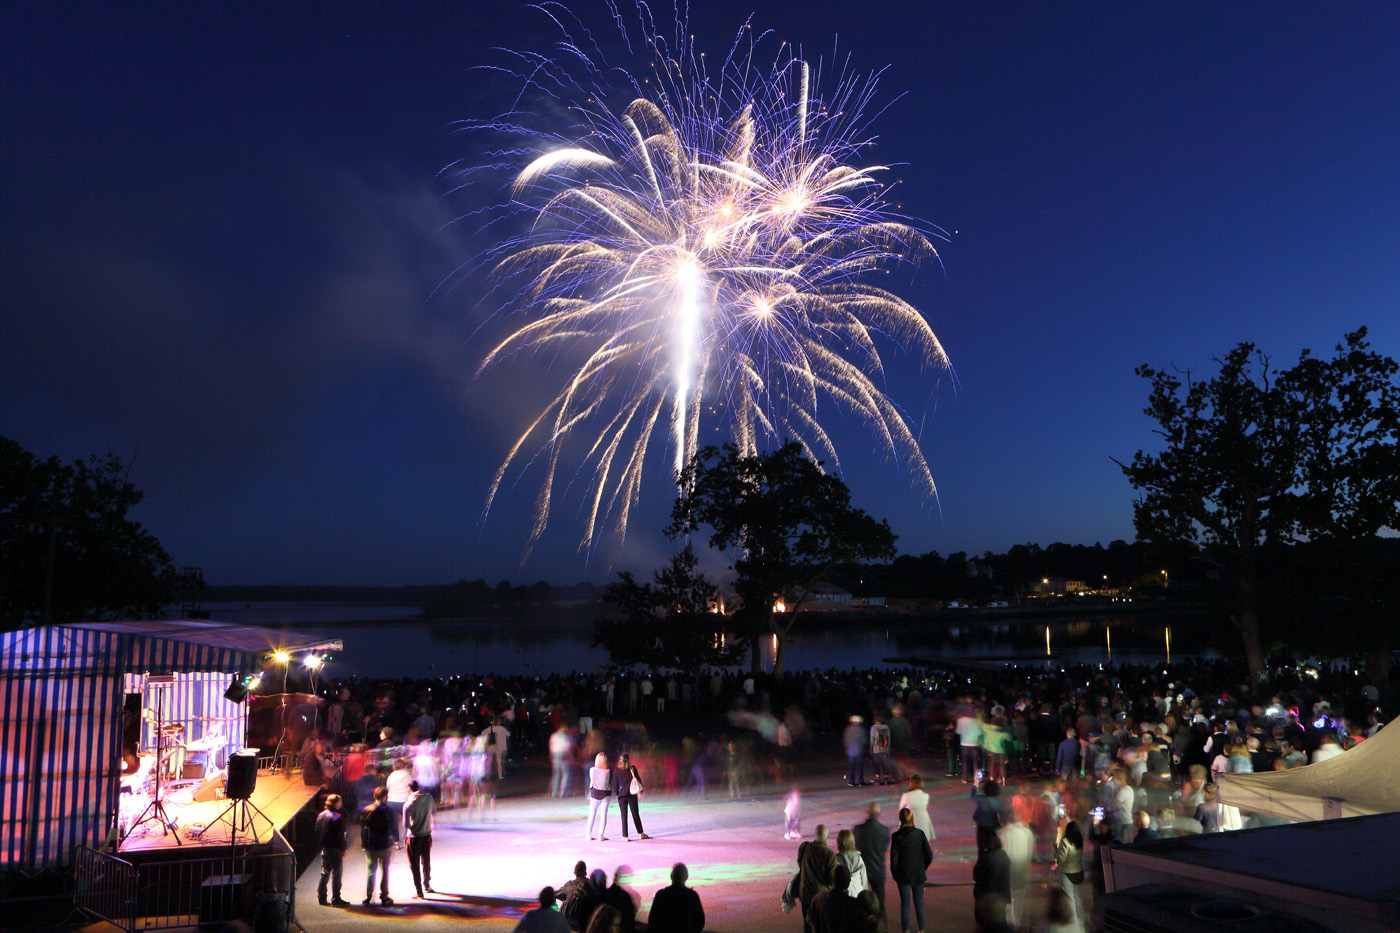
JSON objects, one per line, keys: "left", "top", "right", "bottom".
{"left": 0, "top": 436, "right": 176, "bottom": 630}
{"left": 1279, "top": 329, "right": 1400, "bottom": 682}
{"left": 668, "top": 442, "right": 897, "bottom": 676}
{"left": 593, "top": 543, "right": 745, "bottom": 671}
{"left": 1118, "top": 329, "right": 1399, "bottom": 681}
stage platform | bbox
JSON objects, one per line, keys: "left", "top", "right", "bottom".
{"left": 117, "top": 766, "right": 321, "bottom": 854}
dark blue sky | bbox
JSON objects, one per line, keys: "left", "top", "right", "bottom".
{"left": 4, "top": 2, "right": 1398, "bottom": 585}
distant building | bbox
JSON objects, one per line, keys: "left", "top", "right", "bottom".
{"left": 1032, "top": 577, "right": 1087, "bottom": 595}
{"left": 804, "top": 582, "right": 851, "bottom": 605}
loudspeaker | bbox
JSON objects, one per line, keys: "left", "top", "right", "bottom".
{"left": 199, "top": 873, "right": 250, "bottom": 924}
{"left": 224, "top": 677, "right": 249, "bottom": 703}
{"left": 226, "top": 749, "right": 258, "bottom": 800}
{"left": 192, "top": 770, "right": 225, "bottom": 801}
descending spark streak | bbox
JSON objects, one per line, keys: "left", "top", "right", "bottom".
{"left": 464, "top": 5, "right": 953, "bottom": 563}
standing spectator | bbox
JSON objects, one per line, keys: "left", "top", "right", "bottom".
{"left": 550, "top": 726, "right": 575, "bottom": 797}
{"left": 898, "top": 774, "right": 935, "bottom": 843}
{"left": 575, "top": 870, "right": 609, "bottom": 931}
{"left": 1055, "top": 727, "right": 1080, "bottom": 781}
{"left": 809, "top": 863, "right": 862, "bottom": 933}
{"left": 957, "top": 705, "right": 983, "bottom": 783}
{"left": 514, "top": 887, "right": 571, "bottom": 933}
{"left": 615, "top": 753, "right": 650, "bottom": 840}
{"left": 972, "top": 830, "right": 1011, "bottom": 928}
{"left": 647, "top": 863, "right": 705, "bottom": 933}
{"left": 890, "top": 807, "right": 932, "bottom": 933}
{"left": 587, "top": 753, "right": 612, "bottom": 841}
{"left": 601, "top": 865, "right": 638, "bottom": 933}
{"left": 870, "top": 714, "right": 893, "bottom": 785}
{"left": 798, "top": 824, "right": 839, "bottom": 933}
{"left": 853, "top": 802, "right": 891, "bottom": 919}
{"left": 585, "top": 904, "right": 623, "bottom": 933}
{"left": 844, "top": 716, "right": 868, "bottom": 787}
{"left": 360, "top": 786, "right": 394, "bottom": 906}
{"left": 485, "top": 716, "right": 510, "bottom": 780}
{"left": 315, "top": 794, "right": 349, "bottom": 907}
{"left": 971, "top": 779, "right": 1007, "bottom": 848}
{"left": 1054, "top": 820, "right": 1085, "bottom": 928}
{"left": 837, "top": 830, "right": 869, "bottom": 896}
{"left": 404, "top": 780, "right": 436, "bottom": 898}
{"left": 999, "top": 810, "right": 1035, "bottom": 928}
{"left": 385, "top": 758, "right": 412, "bottom": 848}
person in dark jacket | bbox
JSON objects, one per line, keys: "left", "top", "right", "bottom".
{"left": 614, "top": 754, "right": 650, "bottom": 840}
{"left": 315, "top": 794, "right": 350, "bottom": 906}
{"left": 798, "top": 824, "right": 839, "bottom": 933}
{"left": 600, "top": 865, "right": 638, "bottom": 933}
{"left": 853, "top": 801, "right": 891, "bottom": 918}
{"left": 809, "top": 863, "right": 862, "bottom": 933}
{"left": 971, "top": 829, "right": 1011, "bottom": 928}
{"left": 573, "top": 869, "right": 608, "bottom": 931}
{"left": 360, "top": 786, "right": 394, "bottom": 906}
{"left": 647, "top": 863, "right": 705, "bottom": 933}
{"left": 889, "top": 807, "right": 931, "bottom": 933}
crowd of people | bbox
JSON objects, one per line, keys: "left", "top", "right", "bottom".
{"left": 297, "top": 654, "right": 1392, "bottom": 930}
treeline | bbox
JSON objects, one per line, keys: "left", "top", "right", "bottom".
{"left": 203, "top": 585, "right": 444, "bottom": 604}
{"left": 829, "top": 539, "right": 1177, "bottom": 600}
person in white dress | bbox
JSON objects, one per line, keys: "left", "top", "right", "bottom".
{"left": 898, "top": 773, "right": 936, "bottom": 842}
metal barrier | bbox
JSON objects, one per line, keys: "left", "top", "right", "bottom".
{"left": 73, "top": 844, "right": 295, "bottom": 932}
{"left": 72, "top": 845, "right": 137, "bottom": 931}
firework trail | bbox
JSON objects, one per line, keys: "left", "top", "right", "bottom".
{"left": 460, "top": 3, "right": 951, "bottom": 562}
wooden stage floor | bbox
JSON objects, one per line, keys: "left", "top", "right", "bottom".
{"left": 117, "top": 767, "right": 320, "bottom": 852}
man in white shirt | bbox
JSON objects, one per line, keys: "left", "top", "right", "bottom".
{"left": 956, "top": 703, "right": 983, "bottom": 784}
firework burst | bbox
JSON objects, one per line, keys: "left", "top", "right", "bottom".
{"left": 461, "top": 4, "right": 952, "bottom": 562}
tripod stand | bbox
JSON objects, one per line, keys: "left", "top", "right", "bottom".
{"left": 122, "top": 684, "right": 182, "bottom": 846}
{"left": 194, "top": 794, "right": 271, "bottom": 845}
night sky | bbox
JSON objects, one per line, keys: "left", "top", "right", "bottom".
{"left": 4, "top": 2, "right": 1398, "bottom": 586}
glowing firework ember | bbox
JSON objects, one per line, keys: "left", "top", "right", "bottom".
{"left": 465, "top": 5, "right": 951, "bottom": 561}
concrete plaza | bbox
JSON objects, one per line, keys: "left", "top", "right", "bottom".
{"left": 297, "top": 756, "right": 1077, "bottom": 932}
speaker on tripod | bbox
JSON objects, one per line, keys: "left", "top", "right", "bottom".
{"left": 194, "top": 749, "right": 269, "bottom": 844}
{"left": 226, "top": 749, "right": 258, "bottom": 799}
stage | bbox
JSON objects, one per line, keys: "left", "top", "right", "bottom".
{"left": 118, "top": 766, "right": 321, "bottom": 853}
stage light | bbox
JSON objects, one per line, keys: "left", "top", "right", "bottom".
{"left": 304, "top": 654, "right": 323, "bottom": 670}
{"left": 273, "top": 651, "right": 291, "bottom": 664}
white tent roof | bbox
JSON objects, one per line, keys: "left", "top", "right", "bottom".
{"left": 1217, "top": 719, "right": 1400, "bottom": 822}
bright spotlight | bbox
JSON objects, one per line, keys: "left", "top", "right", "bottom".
{"left": 304, "top": 654, "right": 323, "bottom": 670}
{"left": 273, "top": 651, "right": 291, "bottom": 664}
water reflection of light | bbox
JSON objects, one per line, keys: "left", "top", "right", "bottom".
{"left": 1106, "top": 627, "right": 1111, "bottom": 658}
{"left": 1045, "top": 626, "right": 1051, "bottom": 656}
{"left": 1166, "top": 626, "right": 1171, "bottom": 662}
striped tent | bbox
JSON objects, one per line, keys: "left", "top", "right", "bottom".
{"left": 0, "top": 620, "right": 339, "bottom": 870}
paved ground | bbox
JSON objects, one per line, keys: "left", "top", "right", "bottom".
{"left": 294, "top": 755, "right": 1085, "bottom": 932}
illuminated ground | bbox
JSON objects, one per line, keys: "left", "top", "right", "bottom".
{"left": 298, "top": 758, "right": 1075, "bottom": 931}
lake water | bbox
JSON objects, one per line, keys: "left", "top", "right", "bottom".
{"left": 190, "top": 602, "right": 1218, "bottom": 679}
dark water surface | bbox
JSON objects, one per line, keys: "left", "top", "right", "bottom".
{"left": 193, "top": 602, "right": 1219, "bottom": 679}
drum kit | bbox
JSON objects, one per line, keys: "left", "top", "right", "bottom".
{"left": 121, "top": 687, "right": 231, "bottom": 845}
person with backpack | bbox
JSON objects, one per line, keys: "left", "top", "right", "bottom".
{"left": 361, "top": 785, "right": 394, "bottom": 906}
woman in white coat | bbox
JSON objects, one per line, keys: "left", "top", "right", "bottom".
{"left": 898, "top": 773, "right": 936, "bottom": 842}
